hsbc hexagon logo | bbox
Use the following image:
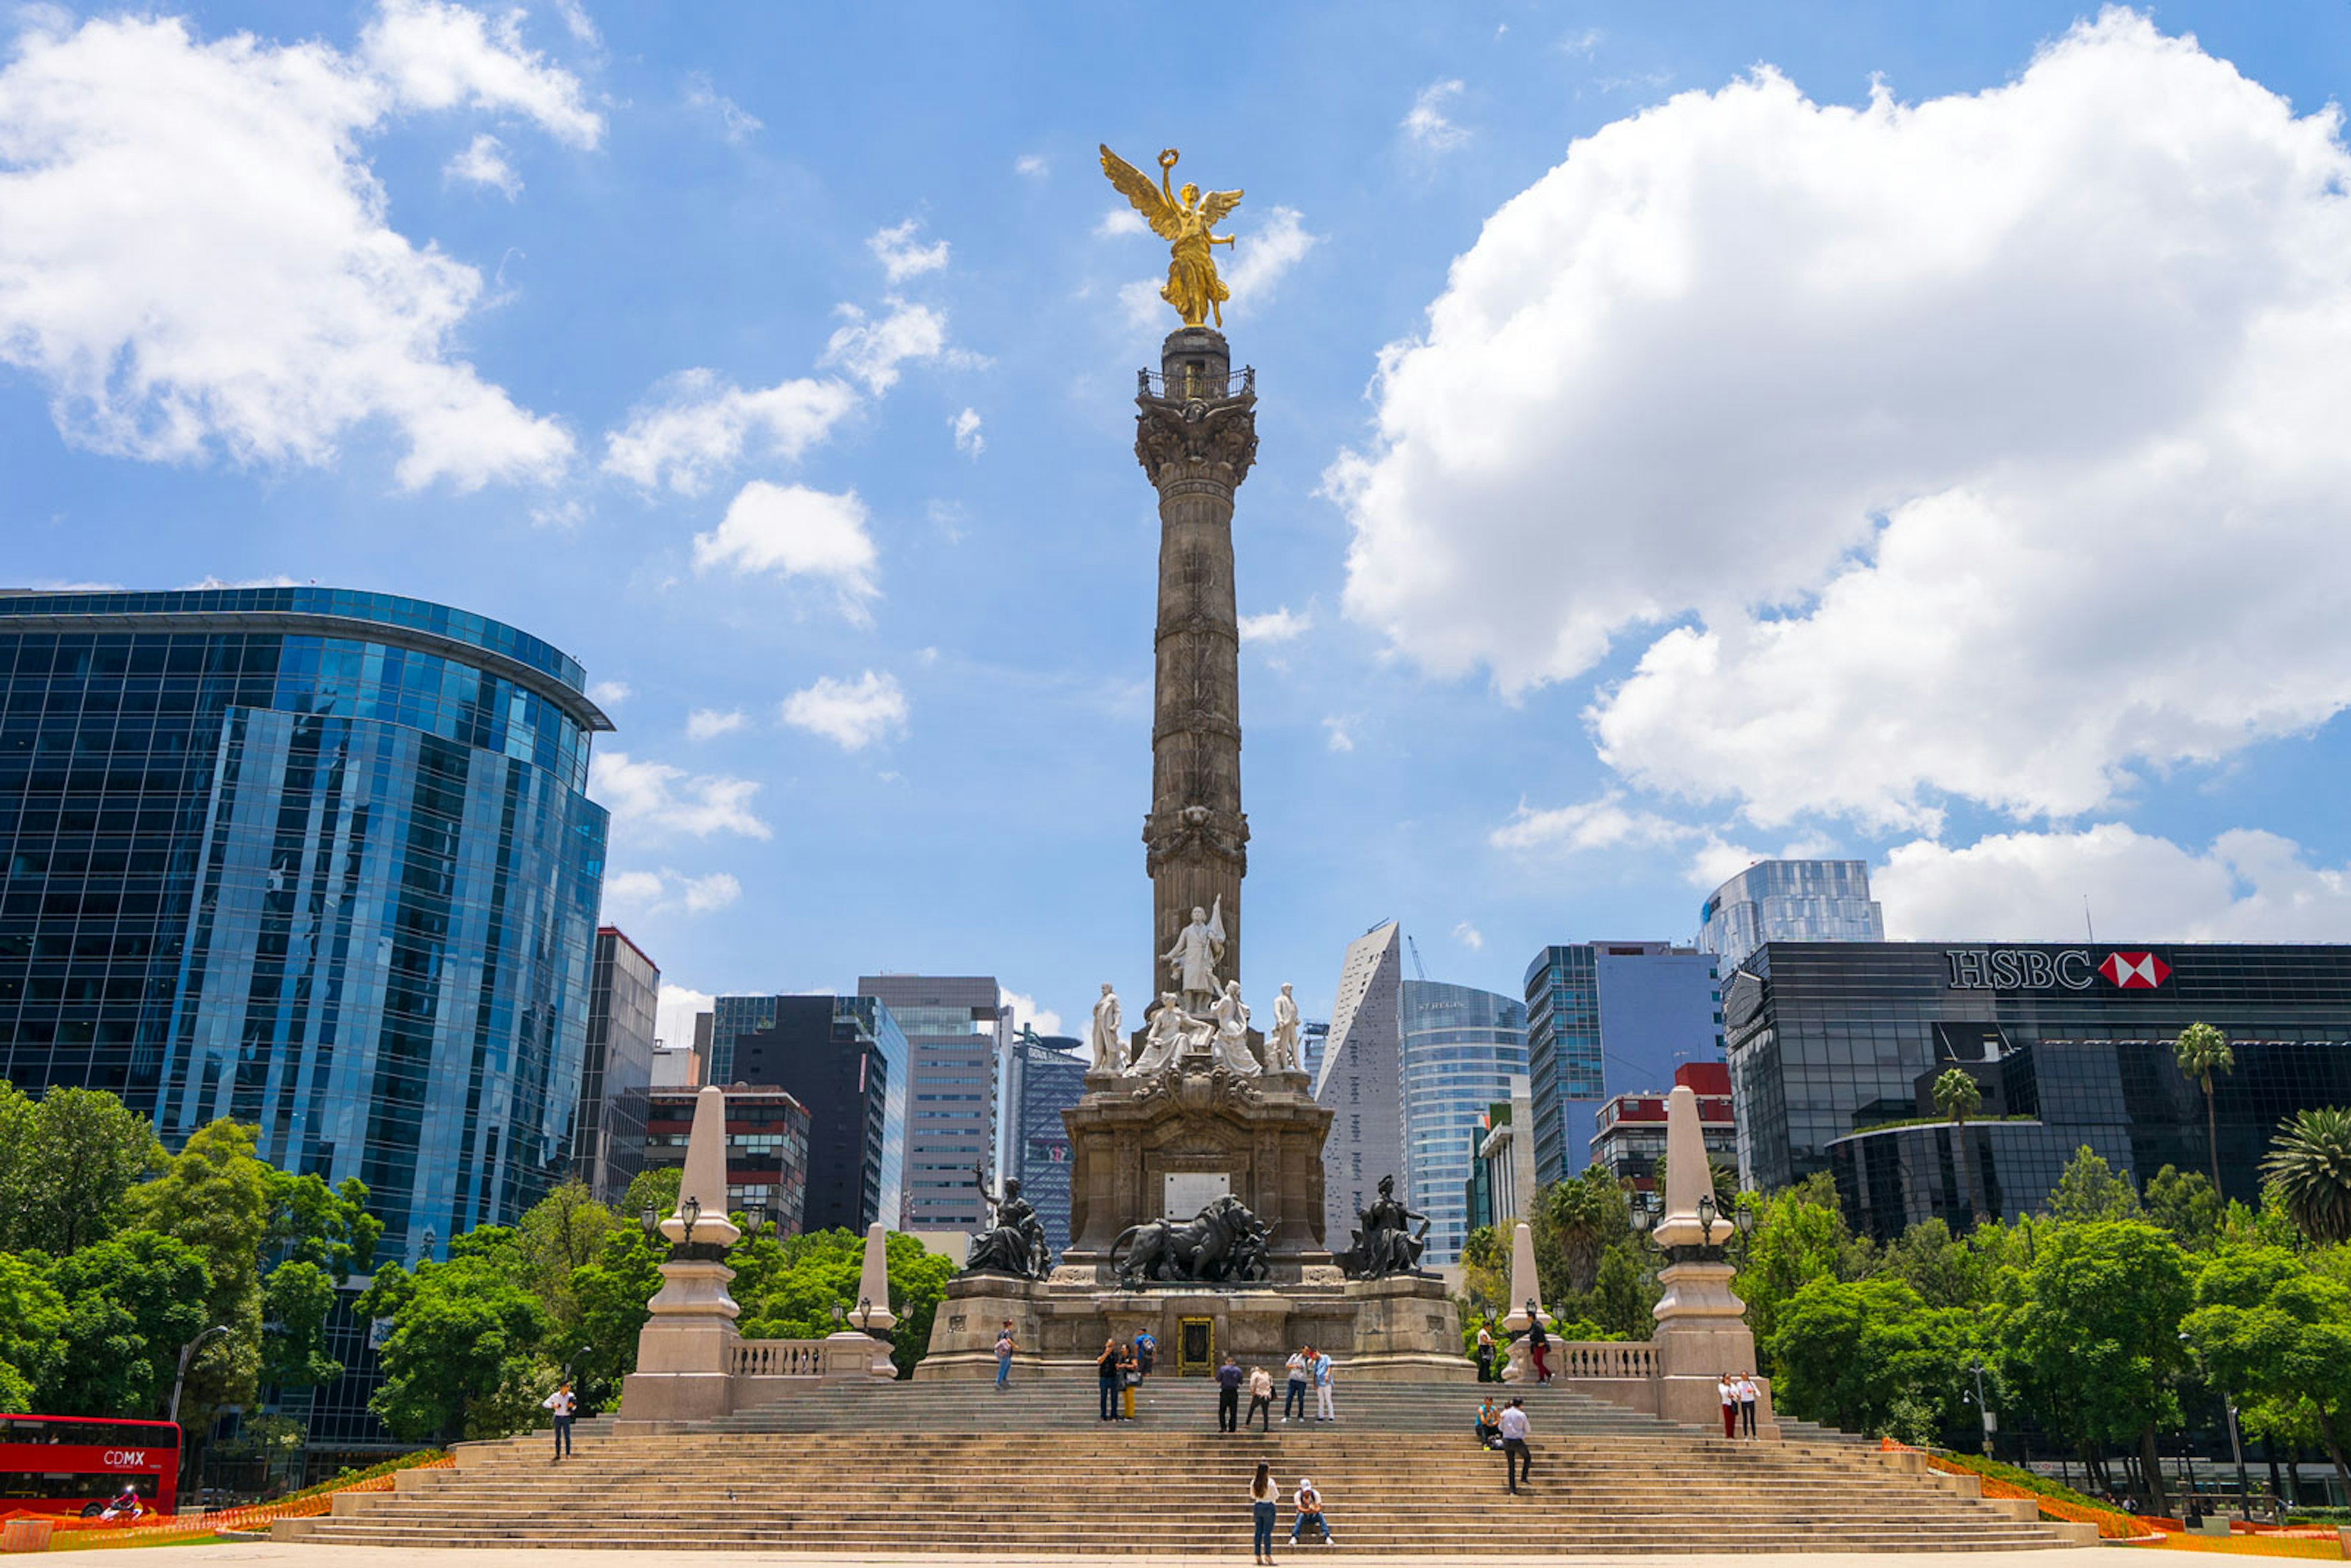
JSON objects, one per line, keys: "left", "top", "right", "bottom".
{"left": 2099, "top": 951, "right": 2172, "bottom": 989}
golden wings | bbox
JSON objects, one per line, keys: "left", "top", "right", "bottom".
{"left": 1098, "top": 144, "right": 1243, "bottom": 238}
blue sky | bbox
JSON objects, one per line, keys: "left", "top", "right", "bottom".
{"left": 6, "top": 1, "right": 2351, "bottom": 1041}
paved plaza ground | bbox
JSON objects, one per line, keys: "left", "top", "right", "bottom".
{"left": 56, "top": 1548, "right": 2118, "bottom": 1567}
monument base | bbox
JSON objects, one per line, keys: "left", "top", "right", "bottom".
{"left": 917, "top": 1269, "right": 1468, "bottom": 1382}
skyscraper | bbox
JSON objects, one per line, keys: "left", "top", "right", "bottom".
{"left": 856, "top": 974, "right": 1003, "bottom": 1231}
{"left": 576, "top": 926, "right": 658, "bottom": 1204}
{"left": 1003, "top": 1026, "right": 1087, "bottom": 1258}
{"left": 1700, "top": 859, "right": 1884, "bottom": 971}
{"left": 1398, "top": 979, "right": 1527, "bottom": 1264}
{"left": 0, "top": 587, "right": 611, "bottom": 1257}
{"left": 1315, "top": 920, "right": 1404, "bottom": 1244}
{"left": 719, "top": 994, "right": 907, "bottom": 1232}
{"left": 1523, "top": 942, "right": 1722, "bottom": 1185}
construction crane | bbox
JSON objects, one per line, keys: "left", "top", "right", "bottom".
{"left": 1406, "top": 933, "right": 1429, "bottom": 982}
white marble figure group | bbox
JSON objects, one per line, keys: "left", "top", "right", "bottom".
{"left": 1087, "top": 899, "right": 1302, "bottom": 1080}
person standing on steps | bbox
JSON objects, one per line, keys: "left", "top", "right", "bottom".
{"left": 1136, "top": 1327, "right": 1157, "bottom": 1380}
{"left": 1718, "top": 1372, "right": 1738, "bottom": 1438}
{"left": 1283, "top": 1345, "right": 1310, "bottom": 1422}
{"left": 1251, "top": 1461, "right": 1280, "bottom": 1563}
{"left": 542, "top": 1381, "right": 576, "bottom": 1460}
{"left": 1528, "top": 1313, "right": 1551, "bottom": 1383}
{"left": 1736, "top": 1371, "right": 1759, "bottom": 1437}
{"left": 1098, "top": 1338, "right": 1122, "bottom": 1421}
{"left": 1290, "top": 1477, "right": 1332, "bottom": 1547}
{"left": 1120, "top": 1340, "right": 1141, "bottom": 1419}
{"left": 1246, "top": 1362, "right": 1274, "bottom": 1431}
{"left": 1475, "top": 1321, "right": 1496, "bottom": 1382}
{"left": 1311, "top": 1346, "right": 1336, "bottom": 1422}
{"left": 994, "top": 1320, "right": 1015, "bottom": 1389}
{"left": 1217, "top": 1354, "right": 1245, "bottom": 1431}
{"left": 1499, "top": 1398, "right": 1532, "bottom": 1493}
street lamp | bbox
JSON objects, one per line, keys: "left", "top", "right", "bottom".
{"left": 830, "top": 1300, "right": 846, "bottom": 1329}
{"left": 680, "top": 1195, "right": 702, "bottom": 1244}
{"left": 853, "top": 1296, "right": 876, "bottom": 1332}
{"left": 168, "top": 1325, "right": 232, "bottom": 1428}
{"left": 1968, "top": 1357, "right": 1995, "bottom": 1457}
{"left": 2181, "top": 1331, "right": 2251, "bottom": 1521}
{"left": 1696, "top": 1193, "right": 1720, "bottom": 1245}
{"left": 638, "top": 1202, "right": 660, "bottom": 1240}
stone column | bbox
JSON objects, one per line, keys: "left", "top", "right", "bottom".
{"left": 1649, "top": 1083, "right": 1775, "bottom": 1435}
{"left": 1500, "top": 1219, "right": 1551, "bottom": 1384}
{"left": 619, "top": 1084, "right": 743, "bottom": 1422}
{"left": 824, "top": 1221, "right": 899, "bottom": 1380}
{"left": 1135, "top": 328, "right": 1256, "bottom": 994}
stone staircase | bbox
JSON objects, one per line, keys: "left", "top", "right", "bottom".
{"left": 277, "top": 1379, "right": 2091, "bottom": 1553}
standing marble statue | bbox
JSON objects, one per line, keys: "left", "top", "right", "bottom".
{"left": 1090, "top": 983, "right": 1125, "bottom": 1073}
{"left": 1163, "top": 896, "right": 1226, "bottom": 1013}
{"left": 1207, "top": 980, "right": 1260, "bottom": 1076}
{"left": 1265, "top": 983, "right": 1301, "bottom": 1073}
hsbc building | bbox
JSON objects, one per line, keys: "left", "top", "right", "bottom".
{"left": 1719, "top": 942, "right": 2351, "bottom": 1236}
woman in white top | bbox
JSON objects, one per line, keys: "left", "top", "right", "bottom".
{"left": 1717, "top": 1373, "right": 1737, "bottom": 1439}
{"left": 1735, "top": 1373, "right": 1759, "bottom": 1438}
{"left": 1250, "top": 1463, "right": 1278, "bottom": 1562}
{"left": 1246, "top": 1364, "right": 1274, "bottom": 1431}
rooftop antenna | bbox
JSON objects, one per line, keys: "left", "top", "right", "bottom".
{"left": 2083, "top": 895, "right": 2094, "bottom": 945}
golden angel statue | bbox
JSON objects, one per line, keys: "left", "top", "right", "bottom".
{"left": 1100, "top": 144, "right": 1243, "bottom": 328}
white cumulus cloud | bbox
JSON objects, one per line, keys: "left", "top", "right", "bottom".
{"left": 444, "top": 131, "right": 519, "bottom": 196}
{"left": 685, "top": 707, "right": 747, "bottom": 741}
{"left": 691, "top": 481, "right": 878, "bottom": 619}
{"left": 1452, "top": 921, "right": 1485, "bottom": 950}
{"left": 1490, "top": 791, "right": 1696, "bottom": 855}
{"left": 601, "top": 866, "right": 738, "bottom": 917}
{"left": 868, "top": 217, "right": 950, "bottom": 283}
{"left": 685, "top": 72, "right": 760, "bottom": 142}
{"left": 1877, "top": 825, "right": 2351, "bottom": 944}
{"left": 587, "top": 679, "right": 629, "bottom": 706}
{"left": 780, "top": 670, "right": 907, "bottom": 752}
{"left": 821, "top": 299, "right": 956, "bottom": 395}
{"left": 1403, "top": 78, "right": 1470, "bottom": 151}
{"left": 590, "top": 750, "right": 771, "bottom": 841}
{"left": 1001, "top": 988, "right": 1065, "bottom": 1039}
{"left": 1096, "top": 207, "right": 1149, "bottom": 238}
{"left": 950, "top": 407, "right": 983, "bottom": 458}
{"left": 654, "top": 983, "right": 714, "bottom": 1052}
{"left": 1013, "top": 154, "right": 1048, "bottom": 179}
{"left": 602, "top": 370, "right": 858, "bottom": 495}
{"left": 0, "top": 5, "right": 588, "bottom": 490}
{"left": 1239, "top": 606, "right": 1312, "bottom": 645}
{"left": 1335, "top": 11, "right": 2351, "bottom": 833}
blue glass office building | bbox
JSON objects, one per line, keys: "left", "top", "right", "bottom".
{"left": 1400, "top": 979, "right": 1527, "bottom": 1265}
{"left": 0, "top": 588, "right": 612, "bottom": 1256}
{"left": 1524, "top": 942, "right": 1722, "bottom": 1185}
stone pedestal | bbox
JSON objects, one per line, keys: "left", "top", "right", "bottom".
{"left": 618, "top": 1258, "right": 740, "bottom": 1421}
{"left": 1061, "top": 1066, "right": 1332, "bottom": 1267}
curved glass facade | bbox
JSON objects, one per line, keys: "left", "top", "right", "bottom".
{"left": 0, "top": 589, "right": 610, "bottom": 1257}
{"left": 1400, "top": 978, "right": 1528, "bottom": 1264}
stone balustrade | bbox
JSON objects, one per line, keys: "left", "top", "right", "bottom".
{"left": 1550, "top": 1340, "right": 1659, "bottom": 1379}
{"left": 729, "top": 1340, "right": 839, "bottom": 1378}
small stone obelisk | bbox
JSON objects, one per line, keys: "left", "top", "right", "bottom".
{"left": 1135, "top": 329, "right": 1257, "bottom": 994}
{"left": 1649, "top": 1082, "right": 1775, "bottom": 1435}
{"left": 619, "top": 1084, "right": 743, "bottom": 1422}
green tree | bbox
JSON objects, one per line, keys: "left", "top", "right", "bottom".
{"left": 1534, "top": 1167, "right": 1622, "bottom": 1299}
{"left": 0, "top": 1253, "right": 69, "bottom": 1405}
{"left": 265, "top": 1171, "right": 381, "bottom": 1281}
{"left": 2145, "top": 1166, "right": 2224, "bottom": 1251}
{"left": 2008, "top": 1220, "right": 2191, "bottom": 1514}
{"left": 565, "top": 1224, "right": 666, "bottom": 1411}
{"left": 1458, "top": 1224, "right": 1510, "bottom": 1320}
{"left": 2184, "top": 1244, "right": 2351, "bottom": 1500}
{"left": 732, "top": 1228, "right": 955, "bottom": 1379}
{"left": 259, "top": 1259, "right": 342, "bottom": 1395}
{"left": 1880, "top": 1218, "right": 1987, "bottom": 1308}
{"left": 121, "top": 1120, "right": 274, "bottom": 1424}
{"left": 2049, "top": 1146, "right": 2142, "bottom": 1223}
{"left": 623, "top": 1165, "right": 681, "bottom": 1223}
{"left": 44, "top": 1229, "right": 212, "bottom": 1417}
{"left": 1733, "top": 1174, "right": 1857, "bottom": 1357}
{"left": 1766, "top": 1276, "right": 1982, "bottom": 1436}
{"left": 358, "top": 1246, "right": 549, "bottom": 1442}
{"left": 1933, "top": 1068, "right": 1986, "bottom": 1228}
{"left": 2173, "top": 1023, "right": 2237, "bottom": 1194}
{"left": 0, "top": 1083, "right": 164, "bottom": 1255}
{"left": 2262, "top": 1108, "right": 2351, "bottom": 1247}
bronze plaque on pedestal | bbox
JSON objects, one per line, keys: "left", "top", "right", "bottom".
{"left": 1177, "top": 1316, "right": 1215, "bottom": 1375}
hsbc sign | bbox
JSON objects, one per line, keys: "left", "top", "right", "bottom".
{"left": 1945, "top": 948, "right": 2172, "bottom": 992}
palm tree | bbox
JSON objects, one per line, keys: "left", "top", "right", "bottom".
{"left": 2262, "top": 1106, "right": 2351, "bottom": 1245}
{"left": 2174, "top": 1022, "right": 2236, "bottom": 1193}
{"left": 1932, "top": 1067, "right": 1985, "bottom": 1227}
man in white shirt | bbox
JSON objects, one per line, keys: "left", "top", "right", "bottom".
{"left": 542, "top": 1381, "right": 576, "bottom": 1460}
{"left": 1312, "top": 1348, "right": 1336, "bottom": 1422}
{"left": 1499, "top": 1398, "right": 1531, "bottom": 1493}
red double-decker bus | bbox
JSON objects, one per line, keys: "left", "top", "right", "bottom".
{"left": 0, "top": 1415, "right": 181, "bottom": 1517}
